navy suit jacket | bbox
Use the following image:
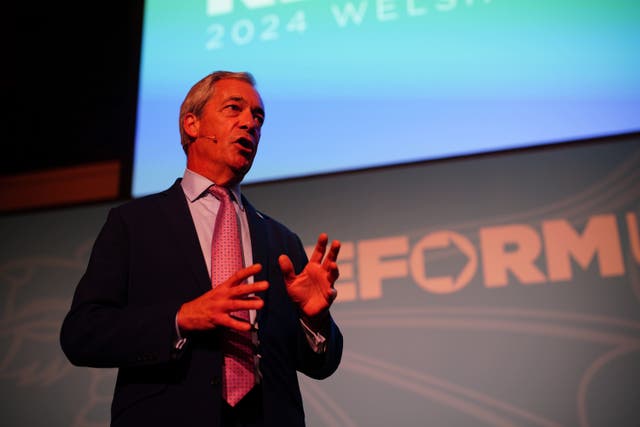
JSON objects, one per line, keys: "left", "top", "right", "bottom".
{"left": 60, "top": 179, "right": 343, "bottom": 426}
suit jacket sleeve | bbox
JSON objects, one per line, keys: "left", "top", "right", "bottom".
{"left": 60, "top": 205, "right": 184, "bottom": 368}
{"left": 290, "top": 235, "right": 343, "bottom": 380}
{"left": 246, "top": 207, "right": 342, "bottom": 379}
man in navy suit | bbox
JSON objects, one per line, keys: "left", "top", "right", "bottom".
{"left": 60, "top": 71, "right": 343, "bottom": 426}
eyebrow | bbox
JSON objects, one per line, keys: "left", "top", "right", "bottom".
{"left": 224, "top": 96, "right": 264, "bottom": 114}
{"left": 225, "top": 96, "right": 245, "bottom": 103}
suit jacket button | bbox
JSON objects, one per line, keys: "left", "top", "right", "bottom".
{"left": 210, "top": 376, "right": 221, "bottom": 386}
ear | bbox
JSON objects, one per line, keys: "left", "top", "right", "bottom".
{"left": 183, "top": 113, "right": 200, "bottom": 138}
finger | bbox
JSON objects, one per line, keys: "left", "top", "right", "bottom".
{"left": 328, "top": 288, "right": 338, "bottom": 303}
{"left": 278, "top": 254, "right": 296, "bottom": 284}
{"left": 226, "top": 316, "right": 253, "bottom": 332}
{"left": 323, "top": 240, "right": 341, "bottom": 267}
{"left": 327, "top": 261, "right": 340, "bottom": 284}
{"left": 227, "top": 263, "right": 262, "bottom": 286}
{"left": 230, "top": 280, "right": 269, "bottom": 298}
{"left": 309, "top": 233, "right": 329, "bottom": 263}
{"left": 228, "top": 295, "right": 265, "bottom": 312}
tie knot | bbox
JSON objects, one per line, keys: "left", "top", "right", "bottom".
{"left": 209, "top": 185, "right": 231, "bottom": 202}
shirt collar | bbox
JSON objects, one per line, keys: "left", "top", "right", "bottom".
{"left": 181, "top": 168, "right": 244, "bottom": 210}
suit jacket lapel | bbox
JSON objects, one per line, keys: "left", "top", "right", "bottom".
{"left": 156, "top": 184, "right": 271, "bottom": 311}
{"left": 158, "top": 179, "right": 212, "bottom": 294}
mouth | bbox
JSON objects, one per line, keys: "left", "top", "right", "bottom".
{"left": 235, "top": 137, "right": 256, "bottom": 158}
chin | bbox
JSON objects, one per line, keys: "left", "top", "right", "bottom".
{"left": 238, "top": 159, "right": 254, "bottom": 173}
{"left": 231, "top": 164, "right": 252, "bottom": 181}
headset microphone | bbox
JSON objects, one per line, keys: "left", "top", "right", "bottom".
{"left": 200, "top": 135, "right": 217, "bottom": 143}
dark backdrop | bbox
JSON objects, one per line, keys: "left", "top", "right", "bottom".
{"left": 2, "top": 2, "right": 142, "bottom": 195}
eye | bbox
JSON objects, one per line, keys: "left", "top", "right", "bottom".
{"left": 224, "top": 104, "right": 241, "bottom": 112}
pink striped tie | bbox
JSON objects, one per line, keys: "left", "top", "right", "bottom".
{"left": 209, "top": 186, "right": 255, "bottom": 406}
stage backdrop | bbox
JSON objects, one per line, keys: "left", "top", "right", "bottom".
{"left": 1, "top": 132, "right": 639, "bottom": 427}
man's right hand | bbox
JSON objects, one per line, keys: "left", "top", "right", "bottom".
{"left": 177, "top": 263, "right": 268, "bottom": 332}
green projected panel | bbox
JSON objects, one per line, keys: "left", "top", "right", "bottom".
{"left": 133, "top": 0, "right": 640, "bottom": 196}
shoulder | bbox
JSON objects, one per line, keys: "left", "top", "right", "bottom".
{"left": 110, "top": 179, "right": 184, "bottom": 220}
{"left": 244, "top": 198, "right": 297, "bottom": 237}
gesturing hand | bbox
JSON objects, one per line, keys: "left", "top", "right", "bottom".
{"left": 279, "top": 233, "right": 341, "bottom": 321}
{"left": 177, "top": 264, "right": 268, "bottom": 333}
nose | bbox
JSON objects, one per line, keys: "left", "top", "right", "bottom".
{"left": 239, "top": 108, "right": 261, "bottom": 132}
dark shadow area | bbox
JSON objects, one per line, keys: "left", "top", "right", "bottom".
{"left": 2, "top": 2, "right": 142, "bottom": 197}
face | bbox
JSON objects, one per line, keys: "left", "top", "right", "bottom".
{"left": 184, "top": 78, "right": 265, "bottom": 186}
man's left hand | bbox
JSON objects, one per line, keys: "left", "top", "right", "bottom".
{"left": 279, "top": 233, "right": 340, "bottom": 322}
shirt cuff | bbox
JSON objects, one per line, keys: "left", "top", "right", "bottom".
{"left": 174, "top": 313, "right": 187, "bottom": 351}
{"left": 299, "top": 318, "right": 327, "bottom": 354}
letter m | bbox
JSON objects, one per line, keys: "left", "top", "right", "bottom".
{"left": 543, "top": 214, "right": 625, "bottom": 281}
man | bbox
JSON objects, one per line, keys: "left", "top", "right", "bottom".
{"left": 60, "top": 71, "right": 343, "bottom": 427}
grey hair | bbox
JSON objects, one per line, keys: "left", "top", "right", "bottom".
{"left": 178, "top": 71, "right": 256, "bottom": 154}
